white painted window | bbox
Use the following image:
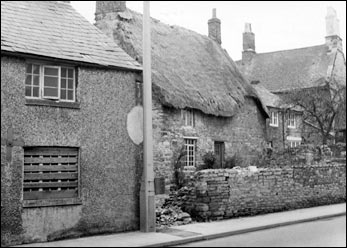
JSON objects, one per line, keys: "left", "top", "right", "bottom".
{"left": 25, "top": 63, "right": 76, "bottom": 102}
{"left": 182, "top": 109, "right": 195, "bottom": 127}
{"left": 184, "top": 138, "right": 196, "bottom": 166}
{"left": 269, "top": 111, "right": 279, "bottom": 127}
{"left": 288, "top": 112, "right": 296, "bottom": 128}
{"left": 289, "top": 141, "right": 301, "bottom": 148}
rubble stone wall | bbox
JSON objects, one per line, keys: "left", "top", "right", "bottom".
{"left": 184, "top": 162, "right": 346, "bottom": 221}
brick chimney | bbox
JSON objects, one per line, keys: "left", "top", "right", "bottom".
{"left": 242, "top": 23, "right": 256, "bottom": 63}
{"left": 325, "top": 6, "right": 342, "bottom": 51}
{"left": 95, "top": 1, "right": 126, "bottom": 18}
{"left": 208, "top": 8, "right": 221, "bottom": 45}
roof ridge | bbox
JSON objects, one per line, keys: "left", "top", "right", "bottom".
{"left": 254, "top": 44, "right": 328, "bottom": 56}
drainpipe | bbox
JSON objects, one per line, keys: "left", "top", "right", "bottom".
{"left": 140, "top": 1, "right": 155, "bottom": 232}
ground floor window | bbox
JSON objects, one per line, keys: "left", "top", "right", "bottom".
{"left": 184, "top": 138, "right": 196, "bottom": 166}
{"left": 23, "top": 147, "right": 79, "bottom": 200}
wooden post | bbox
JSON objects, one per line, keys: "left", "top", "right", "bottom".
{"left": 140, "top": 1, "right": 155, "bottom": 232}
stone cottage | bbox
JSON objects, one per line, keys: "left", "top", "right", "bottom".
{"left": 1, "top": 1, "right": 143, "bottom": 246}
{"left": 95, "top": 1, "right": 269, "bottom": 188}
{"left": 251, "top": 81, "right": 303, "bottom": 149}
{"left": 236, "top": 7, "right": 346, "bottom": 146}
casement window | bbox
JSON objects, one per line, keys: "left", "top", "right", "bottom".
{"left": 288, "top": 112, "right": 296, "bottom": 128}
{"left": 23, "top": 147, "right": 79, "bottom": 201}
{"left": 25, "top": 63, "right": 76, "bottom": 102}
{"left": 182, "top": 109, "right": 195, "bottom": 127}
{"left": 269, "top": 111, "right": 279, "bottom": 127}
{"left": 184, "top": 138, "right": 197, "bottom": 166}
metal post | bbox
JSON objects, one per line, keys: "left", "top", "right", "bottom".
{"left": 140, "top": 1, "right": 155, "bottom": 232}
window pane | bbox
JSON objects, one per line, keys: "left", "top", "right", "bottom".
{"left": 33, "top": 65, "right": 40, "bottom": 74}
{"left": 44, "top": 67, "right": 59, "bottom": 76}
{"left": 60, "top": 89, "right": 66, "bottom": 100}
{"left": 68, "top": 69, "right": 74, "bottom": 78}
{"left": 25, "top": 75, "right": 32, "bottom": 85}
{"left": 67, "top": 90, "right": 74, "bottom": 100}
{"left": 33, "top": 75, "right": 40, "bottom": 86}
{"left": 44, "top": 76, "right": 58, "bottom": 87}
{"left": 25, "top": 86, "right": 32, "bottom": 96}
{"left": 61, "top": 78, "right": 67, "bottom": 88}
{"left": 44, "top": 88, "right": 58, "bottom": 97}
{"left": 26, "top": 64, "right": 32, "bottom": 73}
{"left": 61, "top": 68, "right": 67, "bottom": 78}
{"left": 68, "top": 79, "right": 73, "bottom": 89}
{"left": 33, "top": 87, "right": 39, "bottom": 97}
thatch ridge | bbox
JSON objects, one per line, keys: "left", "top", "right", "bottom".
{"left": 96, "top": 8, "right": 268, "bottom": 117}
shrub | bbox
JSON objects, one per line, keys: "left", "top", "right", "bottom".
{"left": 200, "top": 151, "right": 216, "bottom": 170}
{"left": 225, "top": 153, "right": 243, "bottom": 169}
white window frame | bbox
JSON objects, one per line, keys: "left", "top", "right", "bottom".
{"left": 288, "top": 112, "right": 296, "bottom": 128}
{"left": 269, "top": 111, "right": 279, "bottom": 127}
{"left": 182, "top": 109, "right": 195, "bottom": 127}
{"left": 184, "top": 138, "right": 197, "bottom": 167}
{"left": 25, "top": 63, "right": 76, "bottom": 102}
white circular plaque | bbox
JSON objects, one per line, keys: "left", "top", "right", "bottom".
{"left": 127, "top": 105, "right": 143, "bottom": 145}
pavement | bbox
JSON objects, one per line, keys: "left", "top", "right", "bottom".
{"left": 14, "top": 203, "right": 346, "bottom": 247}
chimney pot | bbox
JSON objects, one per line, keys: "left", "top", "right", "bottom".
{"left": 325, "top": 6, "right": 342, "bottom": 51}
{"left": 208, "top": 8, "right": 221, "bottom": 45}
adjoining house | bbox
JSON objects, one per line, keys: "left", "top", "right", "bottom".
{"left": 1, "top": 1, "right": 143, "bottom": 246}
{"left": 250, "top": 81, "right": 303, "bottom": 149}
{"left": 95, "top": 1, "right": 269, "bottom": 187}
{"left": 236, "top": 7, "right": 346, "bottom": 146}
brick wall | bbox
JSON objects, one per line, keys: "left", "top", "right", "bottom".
{"left": 152, "top": 96, "right": 267, "bottom": 190}
{"left": 184, "top": 161, "right": 346, "bottom": 221}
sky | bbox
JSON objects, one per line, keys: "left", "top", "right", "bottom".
{"left": 71, "top": 1, "right": 346, "bottom": 61}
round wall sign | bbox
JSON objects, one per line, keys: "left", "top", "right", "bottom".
{"left": 127, "top": 105, "right": 143, "bottom": 145}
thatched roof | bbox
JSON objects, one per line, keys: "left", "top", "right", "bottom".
{"left": 95, "top": 8, "right": 268, "bottom": 117}
{"left": 1, "top": 1, "right": 141, "bottom": 71}
{"left": 236, "top": 45, "right": 336, "bottom": 93}
{"left": 251, "top": 82, "right": 281, "bottom": 108}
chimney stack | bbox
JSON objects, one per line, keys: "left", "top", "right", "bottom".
{"left": 95, "top": 1, "right": 126, "bottom": 20}
{"left": 242, "top": 23, "right": 256, "bottom": 62}
{"left": 325, "top": 6, "right": 342, "bottom": 51}
{"left": 208, "top": 8, "right": 221, "bottom": 45}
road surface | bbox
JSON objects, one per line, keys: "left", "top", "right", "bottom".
{"left": 174, "top": 215, "right": 346, "bottom": 247}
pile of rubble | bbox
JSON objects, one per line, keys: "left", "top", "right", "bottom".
{"left": 155, "top": 187, "right": 193, "bottom": 229}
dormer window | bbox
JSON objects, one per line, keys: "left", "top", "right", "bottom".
{"left": 269, "top": 111, "right": 279, "bottom": 127}
{"left": 25, "top": 63, "right": 76, "bottom": 102}
{"left": 182, "top": 109, "right": 195, "bottom": 127}
{"left": 288, "top": 112, "right": 296, "bottom": 128}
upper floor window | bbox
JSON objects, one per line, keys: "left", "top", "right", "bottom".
{"left": 269, "top": 111, "right": 279, "bottom": 127}
{"left": 288, "top": 112, "right": 296, "bottom": 128}
{"left": 182, "top": 109, "right": 195, "bottom": 127}
{"left": 25, "top": 63, "right": 76, "bottom": 102}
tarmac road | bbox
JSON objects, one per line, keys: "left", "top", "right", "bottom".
{"left": 174, "top": 215, "right": 346, "bottom": 247}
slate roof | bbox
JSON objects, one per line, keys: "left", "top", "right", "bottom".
{"left": 95, "top": 8, "right": 268, "bottom": 117}
{"left": 251, "top": 83, "right": 281, "bottom": 108}
{"left": 236, "top": 45, "right": 336, "bottom": 92}
{"left": 1, "top": 1, "right": 141, "bottom": 71}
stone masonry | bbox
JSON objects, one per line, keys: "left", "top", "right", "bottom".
{"left": 184, "top": 161, "right": 346, "bottom": 221}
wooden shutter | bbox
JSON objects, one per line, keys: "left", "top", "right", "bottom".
{"left": 23, "top": 147, "right": 79, "bottom": 200}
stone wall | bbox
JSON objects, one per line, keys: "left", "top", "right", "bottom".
{"left": 152, "top": 96, "right": 267, "bottom": 190}
{"left": 1, "top": 56, "right": 142, "bottom": 246}
{"left": 184, "top": 162, "right": 346, "bottom": 221}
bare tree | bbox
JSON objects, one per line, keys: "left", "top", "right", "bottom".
{"left": 281, "top": 80, "right": 346, "bottom": 145}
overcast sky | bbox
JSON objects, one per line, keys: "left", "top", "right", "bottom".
{"left": 71, "top": 1, "right": 346, "bottom": 61}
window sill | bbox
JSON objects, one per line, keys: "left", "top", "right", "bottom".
{"left": 23, "top": 198, "right": 82, "bottom": 208}
{"left": 288, "top": 126, "right": 296, "bottom": 129}
{"left": 269, "top": 124, "right": 279, "bottom": 127}
{"left": 25, "top": 99, "right": 80, "bottom": 109}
